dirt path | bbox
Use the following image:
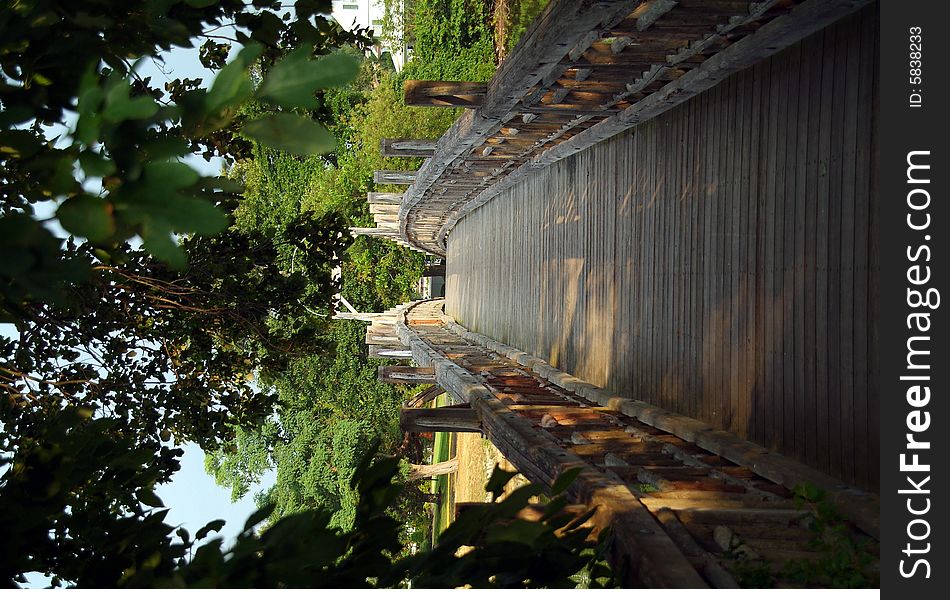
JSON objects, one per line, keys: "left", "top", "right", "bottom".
{"left": 453, "top": 432, "right": 532, "bottom": 505}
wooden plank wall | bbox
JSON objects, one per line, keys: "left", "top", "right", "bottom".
{"left": 445, "top": 5, "right": 879, "bottom": 490}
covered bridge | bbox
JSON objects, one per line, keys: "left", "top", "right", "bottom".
{"left": 361, "top": 0, "right": 880, "bottom": 587}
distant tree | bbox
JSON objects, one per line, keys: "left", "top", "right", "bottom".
{"left": 204, "top": 321, "right": 415, "bottom": 528}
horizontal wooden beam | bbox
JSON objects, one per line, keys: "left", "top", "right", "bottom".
{"left": 368, "top": 346, "right": 413, "bottom": 359}
{"left": 349, "top": 227, "right": 399, "bottom": 237}
{"left": 367, "top": 333, "right": 403, "bottom": 346}
{"left": 400, "top": 406, "right": 481, "bottom": 433}
{"left": 374, "top": 170, "right": 417, "bottom": 185}
{"left": 367, "top": 192, "right": 404, "bottom": 204}
{"left": 404, "top": 80, "right": 488, "bottom": 108}
{"left": 378, "top": 366, "right": 436, "bottom": 385}
{"left": 380, "top": 137, "right": 439, "bottom": 157}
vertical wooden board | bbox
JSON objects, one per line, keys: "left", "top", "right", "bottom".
{"left": 713, "top": 78, "right": 725, "bottom": 431}
{"left": 698, "top": 88, "right": 712, "bottom": 424}
{"left": 674, "top": 107, "right": 685, "bottom": 416}
{"left": 702, "top": 82, "right": 719, "bottom": 426}
{"left": 680, "top": 90, "right": 693, "bottom": 417}
{"left": 535, "top": 172, "right": 541, "bottom": 352}
{"left": 761, "top": 53, "right": 778, "bottom": 451}
{"left": 814, "top": 23, "right": 835, "bottom": 474}
{"left": 769, "top": 48, "right": 789, "bottom": 456}
{"left": 851, "top": 6, "right": 876, "bottom": 489}
{"left": 646, "top": 121, "right": 656, "bottom": 402}
{"left": 610, "top": 135, "right": 624, "bottom": 393}
{"left": 683, "top": 97, "right": 695, "bottom": 418}
{"left": 662, "top": 113, "right": 674, "bottom": 409}
{"left": 719, "top": 77, "right": 739, "bottom": 431}
{"left": 749, "top": 59, "right": 766, "bottom": 445}
{"left": 793, "top": 35, "right": 811, "bottom": 467}
{"left": 826, "top": 21, "right": 846, "bottom": 481}
{"left": 656, "top": 116, "right": 667, "bottom": 407}
{"left": 736, "top": 66, "right": 752, "bottom": 440}
{"left": 781, "top": 43, "right": 801, "bottom": 462}
{"left": 677, "top": 105, "right": 687, "bottom": 415}
{"left": 601, "top": 138, "right": 624, "bottom": 387}
{"left": 727, "top": 73, "right": 742, "bottom": 436}
{"left": 693, "top": 87, "right": 708, "bottom": 427}
{"left": 838, "top": 13, "right": 862, "bottom": 485}
{"left": 619, "top": 127, "right": 635, "bottom": 396}
{"left": 642, "top": 121, "right": 654, "bottom": 400}
{"left": 651, "top": 117, "right": 663, "bottom": 403}
{"left": 866, "top": 6, "right": 881, "bottom": 489}
{"left": 681, "top": 100, "right": 700, "bottom": 414}
{"left": 710, "top": 80, "right": 720, "bottom": 428}
{"left": 802, "top": 26, "right": 824, "bottom": 468}
{"left": 629, "top": 127, "right": 641, "bottom": 396}
{"left": 666, "top": 113, "right": 676, "bottom": 410}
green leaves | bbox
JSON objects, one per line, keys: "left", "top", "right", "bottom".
{"left": 550, "top": 467, "right": 581, "bottom": 496}
{"left": 0, "top": 214, "right": 89, "bottom": 315}
{"left": 206, "top": 44, "right": 263, "bottom": 114}
{"left": 57, "top": 196, "right": 116, "bottom": 243}
{"left": 243, "top": 504, "right": 275, "bottom": 532}
{"left": 0, "top": 129, "right": 45, "bottom": 159}
{"left": 195, "top": 520, "right": 226, "bottom": 541}
{"left": 136, "top": 488, "right": 165, "bottom": 509}
{"left": 245, "top": 48, "right": 359, "bottom": 155}
{"left": 260, "top": 49, "right": 360, "bottom": 109}
{"left": 242, "top": 114, "right": 336, "bottom": 156}
{"left": 103, "top": 82, "right": 159, "bottom": 123}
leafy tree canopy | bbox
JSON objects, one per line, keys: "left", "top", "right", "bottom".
{"left": 0, "top": 0, "right": 605, "bottom": 589}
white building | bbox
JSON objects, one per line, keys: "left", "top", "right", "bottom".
{"left": 330, "top": 0, "right": 408, "bottom": 71}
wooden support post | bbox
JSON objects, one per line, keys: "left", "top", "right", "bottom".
{"left": 378, "top": 366, "right": 436, "bottom": 384}
{"left": 368, "top": 346, "right": 412, "bottom": 359}
{"left": 367, "top": 192, "right": 404, "bottom": 204}
{"left": 400, "top": 406, "right": 481, "bottom": 433}
{"left": 350, "top": 226, "right": 400, "bottom": 237}
{"left": 370, "top": 203, "right": 400, "bottom": 214}
{"left": 380, "top": 138, "right": 439, "bottom": 157}
{"left": 333, "top": 312, "right": 384, "bottom": 322}
{"left": 367, "top": 333, "right": 403, "bottom": 346}
{"left": 403, "top": 80, "right": 488, "bottom": 108}
{"left": 374, "top": 170, "right": 417, "bottom": 185}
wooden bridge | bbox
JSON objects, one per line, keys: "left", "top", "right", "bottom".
{"left": 360, "top": 0, "right": 880, "bottom": 587}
